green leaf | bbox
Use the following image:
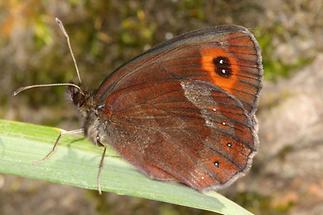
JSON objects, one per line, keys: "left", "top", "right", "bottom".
{"left": 0, "top": 119, "right": 253, "bottom": 215}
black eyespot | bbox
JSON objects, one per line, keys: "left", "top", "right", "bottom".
{"left": 213, "top": 56, "right": 232, "bottom": 78}
{"left": 227, "top": 143, "right": 232, "bottom": 148}
{"left": 214, "top": 161, "right": 220, "bottom": 168}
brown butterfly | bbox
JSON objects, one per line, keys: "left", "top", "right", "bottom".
{"left": 16, "top": 19, "right": 263, "bottom": 193}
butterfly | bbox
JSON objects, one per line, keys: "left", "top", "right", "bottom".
{"left": 16, "top": 19, "right": 263, "bottom": 194}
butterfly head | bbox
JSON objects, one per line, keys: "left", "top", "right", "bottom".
{"left": 67, "top": 83, "right": 96, "bottom": 116}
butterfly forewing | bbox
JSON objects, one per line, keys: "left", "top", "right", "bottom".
{"left": 95, "top": 25, "right": 262, "bottom": 115}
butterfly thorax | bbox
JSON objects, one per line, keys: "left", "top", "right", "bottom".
{"left": 67, "top": 85, "right": 109, "bottom": 147}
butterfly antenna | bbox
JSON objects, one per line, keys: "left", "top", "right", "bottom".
{"left": 13, "top": 18, "right": 84, "bottom": 96}
{"left": 55, "top": 17, "right": 82, "bottom": 84}
{"left": 13, "top": 83, "right": 83, "bottom": 96}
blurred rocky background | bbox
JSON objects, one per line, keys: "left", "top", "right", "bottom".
{"left": 1, "top": 0, "right": 323, "bottom": 214}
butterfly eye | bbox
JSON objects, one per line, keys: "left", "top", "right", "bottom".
{"left": 213, "top": 56, "right": 232, "bottom": 78}
{"left": 94, "top": 104, "right": 105, "bottom": 116}
{"left": 97, "top": 104, "right": 105, "bottom": 110}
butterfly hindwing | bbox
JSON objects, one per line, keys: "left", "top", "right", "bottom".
{"left": 100, "top": 80, "right": 257, "bottom": 190}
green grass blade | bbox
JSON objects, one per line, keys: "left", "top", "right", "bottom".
{"left": 0, "top": 119, "right": 253, "bottom": 215}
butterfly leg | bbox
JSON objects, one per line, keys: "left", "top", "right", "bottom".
{"left": 33, "top": 128, "right": 83, "bottom": 164}
{"left": 97, "top": 146, "right": 107, "bottom": 194}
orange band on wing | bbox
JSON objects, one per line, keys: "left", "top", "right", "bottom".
{"left": 200, "top": 48, "right": 239, "bottom": 95}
